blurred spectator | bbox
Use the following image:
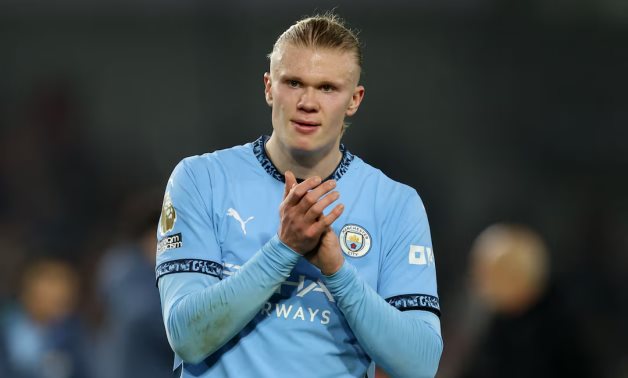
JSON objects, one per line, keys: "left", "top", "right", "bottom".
{"left": 440, "top": 224, "right": 594, "bottom": 378}
{"left": 0, "top": 224, "right": 29, "bottom": 306}
{"left": 0, "top": 325, "right": 11, "bottom": 377}
{"left": 469, "top": 223, "right": 549, "bottom": 316}
{"left": 92, "top": 190, "right": 174, "bottom": 378}
{"left": 0, "top": 258, "right": 88, "bottom": 378}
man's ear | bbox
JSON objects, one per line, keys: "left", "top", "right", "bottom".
{"left": 263, "top": 72, "right": 273, "bottom": 106}
{"left": 346, "top": 85, "right": 365, "bottom": 116}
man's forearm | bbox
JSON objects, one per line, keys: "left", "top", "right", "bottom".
{"left": 323, "top": 262, "right": 443, "bottom": 378}
{"left": 159, "top": 235, "right": 300, "bottom": 364}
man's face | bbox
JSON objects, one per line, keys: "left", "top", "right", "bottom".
{"left": 264, "top": 44, "right": 364, "bottom": 155}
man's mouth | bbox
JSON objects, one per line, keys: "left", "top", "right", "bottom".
{"left": 291, "top": 119, "right": 320, "bottom": 127}
{"left": 291, "top": 120, "right": 321, "bottom": 134}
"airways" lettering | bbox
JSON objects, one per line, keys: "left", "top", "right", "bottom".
{"left": 261, "top": 302, "right": 331, "bottom": 325}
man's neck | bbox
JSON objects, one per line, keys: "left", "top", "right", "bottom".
{"left": 265, "top": 137, "right": 343, "bottom": 180}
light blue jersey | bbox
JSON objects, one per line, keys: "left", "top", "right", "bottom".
{"left": 156, "top": 136, "right": 441, "bottom": 377}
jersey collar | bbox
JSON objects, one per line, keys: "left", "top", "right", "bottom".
{"left": 252, "top": 135, "right": 354, "bottom": 183}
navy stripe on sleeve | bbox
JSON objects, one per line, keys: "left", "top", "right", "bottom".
{"left": 385, "top": 294, "right": 441, "bottom": 317}
{"left": 156, "top": 259, "right": 223, "bottom": 281}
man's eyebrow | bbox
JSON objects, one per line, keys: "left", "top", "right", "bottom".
{"left": 279, "top": 73, "right": 305, "bottom": 83}
{"left": 318, "top": 80, "right": 343, "bottom": 87}
{"left": 277, "top": 72, "right": 301, "bottom": 80}
{"left": 279, "top": 74, "right": 344, "bottom": 87}
{"left": 280, "top": 74, "right": 302, "bottom": 81}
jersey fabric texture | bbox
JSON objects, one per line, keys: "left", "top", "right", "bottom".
{"left": 156, "top": 136, "right": 440, "bottom": 377}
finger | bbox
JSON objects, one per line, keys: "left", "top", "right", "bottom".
{"left": 283, "top": 171, "right": 297, "bottom": 199}
{"left": 319, "top": 226, "right": 336, "bottom": 241}
{"left": 307, "top": 203, "right": 344, "bottom": 237}
{"left": 305, "top": 191, "right": 340, "bottom": 221}
{"left": 284, "top": 175, "right": 322, "bottom": 206}
{"left": 296, "top": 179, "right": 337, "bottom": 212}
{"left": 319, "top": 203, "right": 345, "bottom": 228}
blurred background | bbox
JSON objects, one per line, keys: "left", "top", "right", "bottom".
{"left": 0, "top": 1, "right": 626, "bottom": 377}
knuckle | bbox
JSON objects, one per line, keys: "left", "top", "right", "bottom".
{"left": 303, "top": 193, "right": 316, "bottom": 206}
{"left": 293, "top": 187, "right": 304, "bottom": 197}
{"left": 304, "top": 229, "right": 316, "bottom": 239}
{"left": 309, "top": 206, "right": 322, "bottom": 217}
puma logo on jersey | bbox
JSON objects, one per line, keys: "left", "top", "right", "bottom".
{"left": 227, "top": 208, "right": 254, "bottom": 235}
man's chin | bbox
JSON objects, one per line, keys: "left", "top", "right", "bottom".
{"left": 289, "top": 143, "right": 318, "bottom": 157}
{"left": 287, "top": 134, "right": 318, "bottom": 150}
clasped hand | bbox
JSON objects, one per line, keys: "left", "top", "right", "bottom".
{"left": 278, "top": 171, "right": 345, "bottom": 275}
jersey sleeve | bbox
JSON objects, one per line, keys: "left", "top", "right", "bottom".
{"left": 155, "top": 156, "right": 303, "bottom": 365}
{"left": 378, "top": 188, "right": 441, "bottom": 317}
{"left": 155, "top": 157, "right": 223, "bottom": 282}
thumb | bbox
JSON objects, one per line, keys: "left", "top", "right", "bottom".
{"left": 283, "top": 170, "right": 297, "bottom": 198}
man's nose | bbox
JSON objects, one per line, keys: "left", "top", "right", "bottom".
{"left": 297, "top": 88, "right": 319, "bottom": 112}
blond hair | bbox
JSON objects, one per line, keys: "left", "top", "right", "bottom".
{"left": 269, "top": 12, "right": 362, "bottom": 68}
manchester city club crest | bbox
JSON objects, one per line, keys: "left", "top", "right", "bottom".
{"left": 339, "top": 224, "right": 371, "bottom": 258}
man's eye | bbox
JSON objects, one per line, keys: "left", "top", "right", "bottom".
{"left": 321, "top": 84, "right": 334, "bottom": 92}
{"left": 288, "top": 80, "right": 300, "bottom": 88}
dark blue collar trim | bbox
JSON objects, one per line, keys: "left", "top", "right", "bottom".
{"left": 252, "top": 135, "right": 354, "bottom": 183}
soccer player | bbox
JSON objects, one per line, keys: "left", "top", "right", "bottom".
{"left": 156, "top": 13, "right": 443, "bottom": 378}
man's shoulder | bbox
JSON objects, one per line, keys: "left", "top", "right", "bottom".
{"left": 351, "top": 156, "right": 418, "bottom": 200}
{"left": 176, "top": 141, "right": 255, "bottom": 174}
